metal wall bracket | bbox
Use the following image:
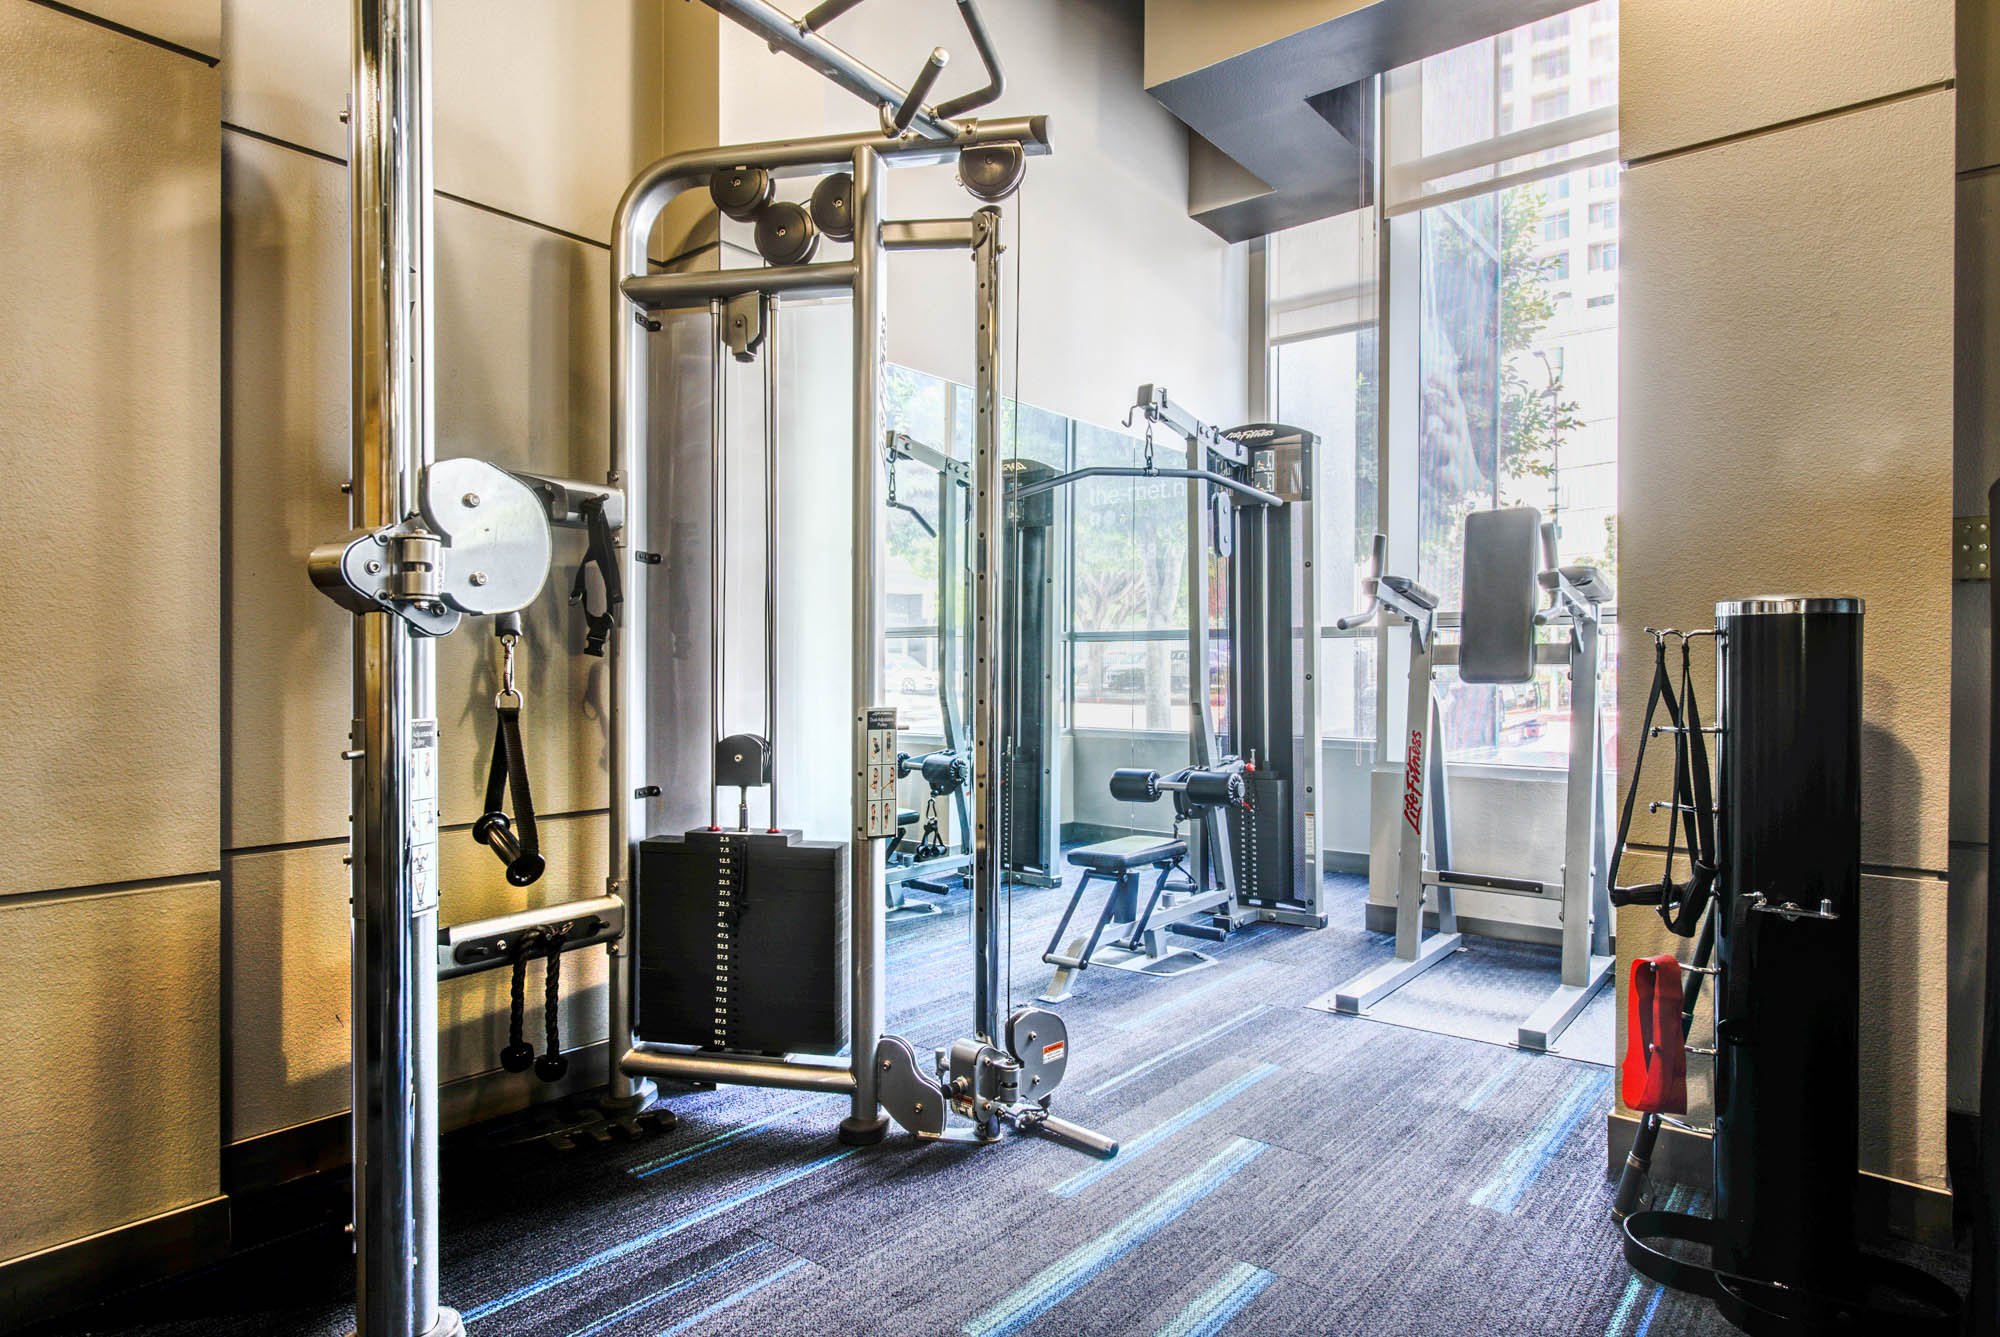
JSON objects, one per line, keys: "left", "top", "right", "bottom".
{"left": 1956, "top": 514, "right": 1990, "bottom": 581}
{"left": 308, "top": 457, "right": 554, "bottom": 636}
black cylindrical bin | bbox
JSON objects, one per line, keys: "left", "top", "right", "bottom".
{"left": 1712, "top": 596, "right": 1864, "bottom": 1297}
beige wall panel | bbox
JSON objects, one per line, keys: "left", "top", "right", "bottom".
{"left": 222, "top": 131, "right": 351, "bottom": 852}
{"left": 1621, "top": 0, "right": 1952, "bottom": 163}
{"left": 62, "top": 0, "right": 217, "bottom": 57}
{"left": 1856, "top": 873, "right": 1952, "bottom": 1187}
{"left": 227, "top": 813, "right": 609, "bottom": 1140}
{"left": 1143, "top": 0, "right": 1371, "bottom": 88}
{"left": 225, "top": 134, "right": 613, "bottom": 850}
{"left": 0, "top": 882, "right": 220, "bottom": 1259}
{"left": 1616, "top": 91, "right": 1955, "bottom": 873}
{"left": 221, "top": 0, "right": 667, "bottom": 245}
{"left": 1963, "top": 0, "right": 2000, "bottom": 173}
{"left": 1614, "top": 867, "right": 1950, "bottom": 1188}
{"left": 0, "top": 2, "right": 220, "bottom": 895}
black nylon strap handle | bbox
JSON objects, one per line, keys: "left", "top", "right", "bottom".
{"left": 479, "top": 703, "right": 544, "bottom": 886}
{"left": 571, "top": 497, "right": 622, "bottom": 658}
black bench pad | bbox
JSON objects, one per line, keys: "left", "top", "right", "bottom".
{"left": 1067, "top": 835, "right": 1187, "bottom": 873}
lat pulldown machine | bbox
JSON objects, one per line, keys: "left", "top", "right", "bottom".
{"left": 1016, "top": 390, "right": 1328, "bottom": 997}
{"left": 607, "top": 0, "right": 1113, "bottom": 1160}
{"left": 1315, "top": 508, "right": 1615, "bottom": 1050}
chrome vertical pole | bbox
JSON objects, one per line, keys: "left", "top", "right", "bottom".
{"left": 764, "top": 300, "right": 782, "bottom": 831}
{"left": 710, "top": 299, "right": 728, "bottom": 829}
{"left": 970, "top": 205, "right": 1004, "bottom": 1044}
{"left": 347, "top": 0, "right": 457, "bottom": 1333}
{"left": 842, "top": 147, "right": 888, "bottom": 1143}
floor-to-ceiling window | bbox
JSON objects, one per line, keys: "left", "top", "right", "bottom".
{"left": 1270, "top": 0, "right": 1620, "bottom": 776}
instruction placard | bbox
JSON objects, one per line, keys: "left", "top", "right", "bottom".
{"left": 409, "top": 718, "right": 439, "bottom": 915}
{"left": 863, "top": 707, "right": 899, "bottom": 838}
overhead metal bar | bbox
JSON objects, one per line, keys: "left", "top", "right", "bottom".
{"left": 621, "top": 260, "right": 856, "bottom": 311}
{"left": 887, "top": 429, "right": 968, "bottom": 483}
{"left": 699, "top": 0, "right": 1006, "bottom": 142}
{"left": 1011, "top": 465, "right": 1283, "bottom": 508}
{"left": 882, "top": 217, "right": 978, "bottom": 250}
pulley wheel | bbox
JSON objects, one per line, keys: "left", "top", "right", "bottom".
{"left": 959, "top": 144, "right": 1026, "bottom": 202}
{"left": 710, "top": 166, "right": 775, "bottom": 222}
{"left": 755, "top": 201, "right": 821, "bottom": 266}
{"left": 810, "top": 172, "right": 855, "bottom": 241}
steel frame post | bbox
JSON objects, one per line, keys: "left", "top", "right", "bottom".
{"left": 346, "top": 0, "right": 459, "bottom": 1333}
{"left": 842, "top": 146, "right": 890, "bottom": 1141}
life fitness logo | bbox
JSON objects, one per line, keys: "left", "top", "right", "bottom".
{"left": 1403, "top": 729, "right": 1425, "bottom": 834}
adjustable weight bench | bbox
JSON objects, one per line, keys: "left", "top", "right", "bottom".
{"left": 1040, "top": 834, "right": 1209, "bottom": 1002}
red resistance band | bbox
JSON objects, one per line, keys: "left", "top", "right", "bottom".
{"left": 1623, "top": 955, "right": 1687, "bottom": 1115}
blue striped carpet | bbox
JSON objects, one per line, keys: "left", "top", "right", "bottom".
{"left": 19, "top": 868, "right": 1956, "bottom": 1337}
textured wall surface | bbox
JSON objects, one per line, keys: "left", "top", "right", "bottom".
{"left": 228, "top": 814, "right": 609, "bottom": 1141}
{"left": 0, "top": 0, "right": 223, "bottom": 1264}
{"left": 216, "top": 0, "right": 668, "bottom": 1156}
{"left": 223, "top": 0, "right": 667, "bottom": 246}
{"left": 1622, "top": 0, "right": 1953, "bottom": 162}
{"left": 0, "top": 1, "right": 221, "bottom": 898}
{"left": 0, "top": 883, "right": 223, "bottom": 1259}
{"left": 1617, "top": 2, "right": 1956, "bottom": 1188}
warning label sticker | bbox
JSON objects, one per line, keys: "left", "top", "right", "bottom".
{"left": 1043, "top": 1041, "right": 1066, "bottom": 1063}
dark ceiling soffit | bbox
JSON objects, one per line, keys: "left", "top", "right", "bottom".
{"left": 1150, "top": 0, "right": 1575, "bottom": 241}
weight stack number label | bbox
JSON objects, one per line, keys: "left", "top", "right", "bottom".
{"left": 712, "top": 833, "right": 742, "bottom": 1048}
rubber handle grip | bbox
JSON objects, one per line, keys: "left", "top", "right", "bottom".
{"left": 1032, "top": 1113, "right": 1119, "bottom": 1160}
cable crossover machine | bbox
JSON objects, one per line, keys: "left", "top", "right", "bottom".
{"left": 600, "top": 0, "right": 1116, "bottom": 1160}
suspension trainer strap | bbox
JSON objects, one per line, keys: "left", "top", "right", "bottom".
{"left": 571, "top": 496, "right": 623, "bottom": 657}
{"left": 1607, "top": 640, "right": 1672, "bottom": 898}
{"left": 1663, "top": 638, "right": 1718, "bottom": 935}
{"left": 1607, "top": 636, "right": 1717, "bottom": 937}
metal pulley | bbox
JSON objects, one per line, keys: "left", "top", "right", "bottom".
{"left": 308, "top": 457, "right": 554, "bottom": 635}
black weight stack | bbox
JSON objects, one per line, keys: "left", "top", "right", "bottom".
{"left": 1712, "top": 597, "right": 1864, "bottom": 1301}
